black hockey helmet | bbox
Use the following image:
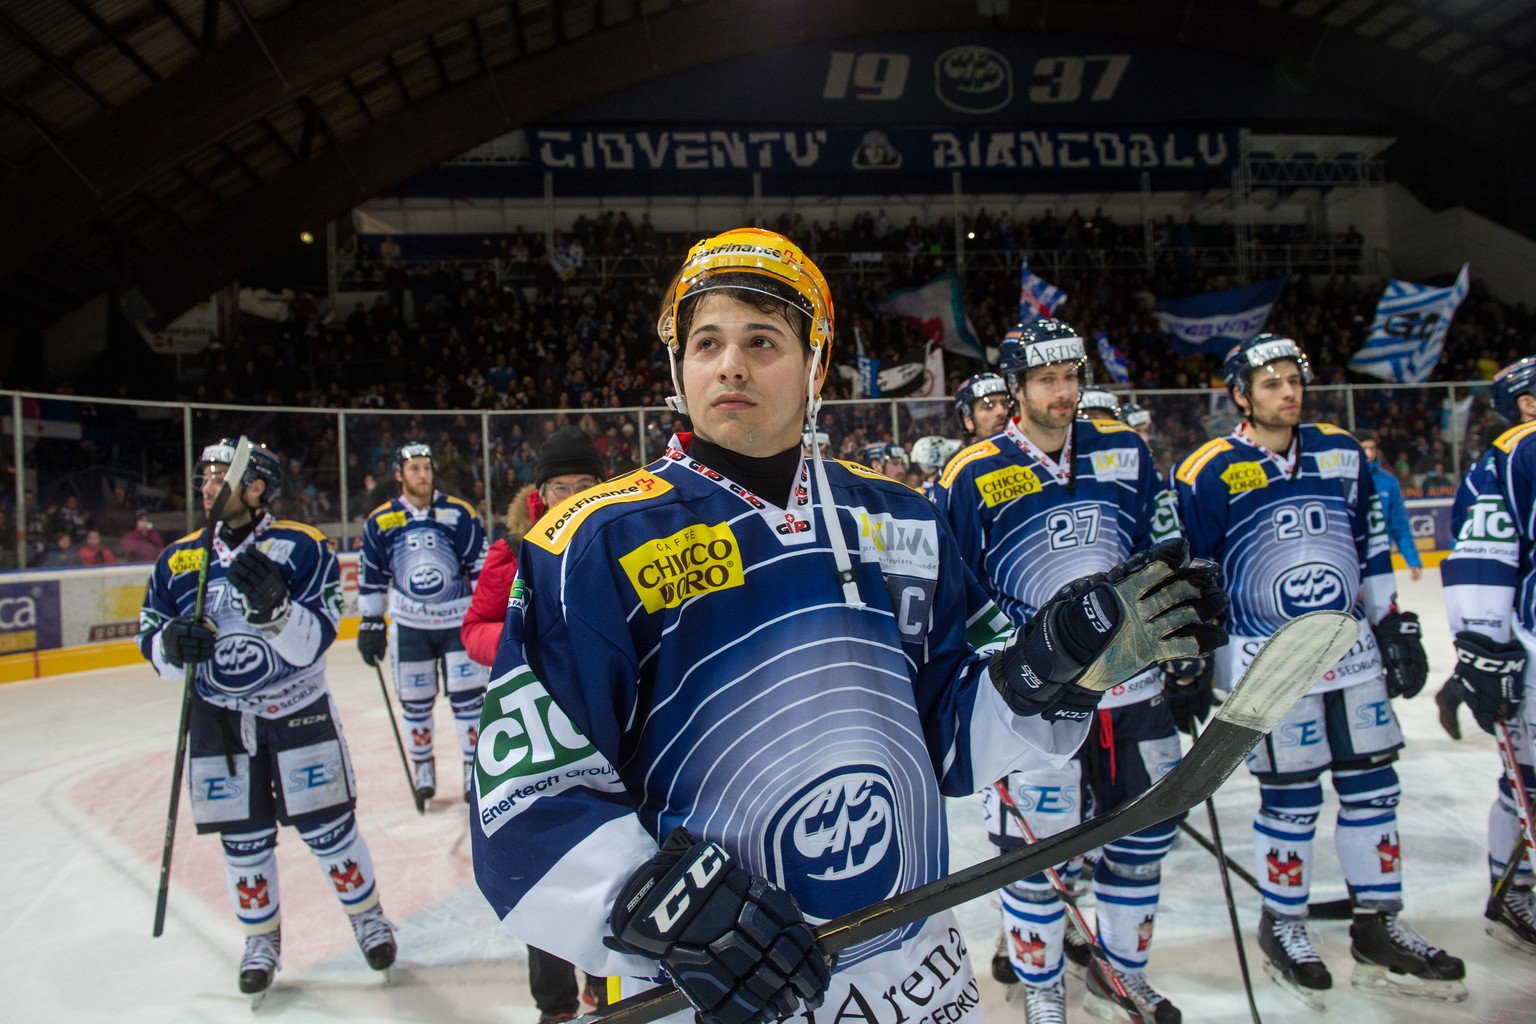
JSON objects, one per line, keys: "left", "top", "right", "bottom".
{"left": 199, "top": 437, "right": 282, "bottom": 500}
{"left": 997, "top": 319, "right": 1088, "bottom": 393}
{"left": 392, "top": 441, "right": 435, "bottom": 474}
{"left": 1221, "top": 333, "right": 1312, "bottom": 397}
{"left": 1491, "top": 355, "right": 1536, "bottom": 422}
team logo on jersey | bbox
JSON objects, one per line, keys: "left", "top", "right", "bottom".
{"left": 1273, "top": 562, "right": 1349, "bottom": 615}
{"left": 532, "top": 471, "right": 673, "bottom": 555}
{"left": 408, "top": 564, "right": 447, "bottom": 594}
{"left": 1090, "top": 448, "right": 1140, "bottom": 482}
{"left": 167, "top": 548, "right": 206, "bottom": 574}
{"left": 1312, "top": 449, "right": 1360, "bottom": 480}
{"left": 1220, "top": 461, "right": 1269, "bottom": 494}
{"left": 851, "top": 508, "right": 940, "bottom": 580}
{"left": 766, "top": 767, "right": 899, "bottom": 922}
{"left": 619, "top": 522, "right": 744, "bottom": 613}
{"left": 975, "top": 464, "right": 1041, "bottom": 507}
{"left": 375, "top": 510, "right": 407, "bottom": 531}
{"left": 212, "top": 635, "right": 277, "bottom": 694}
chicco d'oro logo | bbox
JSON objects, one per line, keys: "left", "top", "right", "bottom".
{"left": 1221, "top": 461, "right": 1269, "bottom": 494}
{"left": 619, "top": 522, "right": 744, "bottom": 613}
{"left": 975, "top": 464, "right": 1041, "bottom": 507}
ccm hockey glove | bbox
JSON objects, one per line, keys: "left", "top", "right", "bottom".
{"left": 1376, "top": 610, "right": 1429, "bottom": 698}
{"left": 162, "top": 615, "right": 216, "bottom": 668}
{"left": 357, "top": 616, "right": 388, "bottom": 667}
{"left": 609, "top": 827, "right": 830, "bottom": 1024}
{"left": 991, "top": 539, "right": 1228, "bottom": 722}
{"left": 1451, "top": 631, "right": 1527, "bottom": 735}
{"left": 228, "top": 548, "right": 290, "bottom": 627}
{"left": 1163, "top": 658, "right": 1214, "bottom": 733}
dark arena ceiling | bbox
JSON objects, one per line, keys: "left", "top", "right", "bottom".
{"left": 1, "top": 0, "right": 1533, "bottom": 334}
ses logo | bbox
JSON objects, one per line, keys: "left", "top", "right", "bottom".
{"left": 767, "top": 769, "right": 899, "bottom": 922}
{"left": 1273, "top": 562, "right": 1348, "bottom": 616}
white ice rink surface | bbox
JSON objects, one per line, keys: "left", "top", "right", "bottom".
{"left": 3, "top": 571, "right": 1534, "bottom": 1023}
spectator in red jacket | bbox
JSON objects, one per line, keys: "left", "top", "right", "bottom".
{"left": 76, "top": 529, "right": 117, "bottom": 565}
{"left": 462, "top": 425, "right": 603, "bottom": 1022}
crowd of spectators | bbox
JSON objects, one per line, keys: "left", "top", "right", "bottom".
{"left": 6, "top": 205, "right": 1532, "bottom": 569}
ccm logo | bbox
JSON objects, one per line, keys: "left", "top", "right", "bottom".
{"left": 647, "top": 844, "right": 727, "bottom": 934}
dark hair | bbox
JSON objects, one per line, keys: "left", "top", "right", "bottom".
{"left": 674, "top": 272, "right": 812, "bottom": 355}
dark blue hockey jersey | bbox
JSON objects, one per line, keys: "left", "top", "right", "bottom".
{"left": 1444, "top": 420, "right": 1536, "bottom": 643}
{"left": 358, "top": 491, "right": 486, "bottom": 629}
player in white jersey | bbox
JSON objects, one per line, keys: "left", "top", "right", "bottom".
{"left": 138, "top": 439, "right": 396, "bottom": 998}
{"left": 1173, "top": 334, "right": 1463, "bottom": 1007}
{"left": 936, "top": 321, "right": 1217, "bottom": 1024}
{"left": 1440, "top": 355, "right": 1536, "bottom": 955}
{"left": 358, "top": 442, "right": 489, "bottom": 804}
{"left": 469, "top": 228, "right": 1228, "bottom": 1024}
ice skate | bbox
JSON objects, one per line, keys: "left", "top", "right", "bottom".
{"left": 1349, "top": 911, "right": 1467, "bottom": 1002}
{"left": 349, "top": 903, "right": 398, "bottom": 979}
{"left": 1084, "top": 965, "right": 1181, "bottom": 1024}
{"left": 1485, "top": 885, "right": 1536, "bottom": 956}
{"left": 1011, "top": 979, "right": 1066, "bottom": 1024}
{"left": 412, "top": 758, "right": 436, "bottom": 805}
{"left": 1258, "top": 908, "right": 1330, "bottom": 1010}
{"left": 990, "top": 929, "right": 1017, "bottom": 985}
{"left": 1062, "top": 925, "right": 1091, "bottom": 979}
{"left": 238, "top": 928, "right": 281, "bottom": 1007}
{"left": 463, "top": 759, "right": 474, "bottom": 803}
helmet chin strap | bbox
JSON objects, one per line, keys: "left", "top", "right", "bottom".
{"left": 802, "top": 348, "right": 864, "bottom": 609}
{"left": 665, "top": 347, "right": 688, "bottom": 414}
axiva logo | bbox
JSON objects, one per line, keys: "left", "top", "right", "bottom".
{"left": 766, "top": 768, "right": 899, "bottom": 922}
{"left": 1273, "top": 563, "right": 1348, "bottom": 616}
{"left": 853, "top": 508, "right": 939, "bottom": 580}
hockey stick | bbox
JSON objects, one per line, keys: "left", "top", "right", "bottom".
{"left": 373, "top": 660, "right": 424, "bottom": 815}
{"left": 1489, "top": 718, "right": 1536, "bottom": 913}
{"left": 992, "top": 780, "right": 1146, "bottom": 1024}
{"left": 153, "top": 435, "right": 251, "bottom": 937}
{"left": 574, "top": 610, "right": 1357, "bottom": 1024}
{"left": 1186, "top": 721, "right": 1263, "bottom": 1024}
{"left": 1174, "top": 821, "right": 1353, "bottom": 919}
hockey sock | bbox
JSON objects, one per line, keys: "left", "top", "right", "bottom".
{"left": 402, "top": 699, "right": 434, "bottom": 761}
{"left": 1001, "top": 877, "right": 1067, "bottom": 985}
{"left": 1254, "top": 779, "right": 1321, "bottom": 916}
{"left": 1489, "top": 765, "right": 1536, "bottom": 886}
{"left": 222, "top": 827, "right": 280, "bottom": 933}
{"left": 298, "top": 812, "right": 379, "bottom": 915}
{"left": 1092, "top": 820, "right": 1175, "bottom": 971}
{"left": 450, "top": 691, "right": 485, "bottom": 761}
{"left": 1333, "top": 765, "right": 1403, "bottom": 911}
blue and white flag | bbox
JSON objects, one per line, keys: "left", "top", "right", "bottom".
{"left": 1154, "top": 278, "right": 1287, "bottom": 354}
{"left": 1019, "top": 262, "right": 1067, "bottom": 324}
{"left": 1095, "top": 332, "right": 1129, "bottom": 384}
{"left": 858, "top": 354, "right": 881, "bottom": 398}
{"left": 1349, "top": 264, "right": 1470, "bottom": 383}
{"left": 876, "top": 273, "right": 983, "bottom": 358}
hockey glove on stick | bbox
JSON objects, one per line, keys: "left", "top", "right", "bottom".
{"left": 1376, "top": 610, "right": 1428, "bottom": 698}
{"left": 608, "top": 827, "right": 831, "bottom": 1024}
{"left": 162, "top": 616, "right": 217, "bottom": 668}
{"left": 357, "top": 615, "right": 388, "bottom": 666}
{"left": 1163, "top": 658, "right": 1214, "bottom": 733}
{"left": 1435, "top": 677, "right": 1465, "bottom": 740}
{"left": 991, "top": 539, "right": 1228, "bottom": 722}
{"left": 1451, "top": 631, "right": 1527, "bottom": 735}
{"left": 228, "top": 548, "right": 290, "bottom": 627}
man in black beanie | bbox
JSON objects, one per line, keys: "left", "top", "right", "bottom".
{"left": 533, "top": 426, "right": 604, "bottom": 503}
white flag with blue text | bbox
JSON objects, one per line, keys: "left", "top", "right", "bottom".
{"left": 1350, "top": 264, "right": 1470, "bottom": 383}
{"left": 1095, "top": 332, "right": 1129, "bottom": 384}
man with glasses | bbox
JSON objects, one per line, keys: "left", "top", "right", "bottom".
{"left": 358, "top": 441, "right": 489, "bottom": 805}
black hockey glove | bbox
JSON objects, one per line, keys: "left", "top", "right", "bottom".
{"left": 1435, "top": 677, "right": 1464, "bottom": 740}
{"left": 228, "top": 548, "right": 290, "bottom": 626}
{"left": 162, "top": 615, "right": 216, "bottom": 668}
{"left": 1376, "top": 610, "right": 1428, "bottom": 698}
{"left": 357, "top": 616, "right": 388, "bottom": 667}
{"left": 1451, "top": 631, "right": 1527, "bottom": 735}
{"left": 1163, "top": 658, "right": 1214, "bottom": 733}
{"left": 608, "top": 827, "right": 830, "bottom": 1024}
{"left": 991, "top": 539, "right": 1228, "bottom": 723}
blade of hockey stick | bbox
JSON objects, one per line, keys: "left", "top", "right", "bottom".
{"left": 579, "top": 609, "right": 1357, "bottom": 1024}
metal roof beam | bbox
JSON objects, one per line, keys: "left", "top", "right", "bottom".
{"left": 63, "top": 0, "right": 163, "bottom": 84}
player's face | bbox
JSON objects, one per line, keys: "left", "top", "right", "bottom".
{"left": 1242, "top": 360, "right": 1305, "bottom": 430}
{"left": 200, "top": 464, "right": 255, "bottom": 526}
{"left": 681, "top": 292, "right": 811, "bottom": 458}
{"left": 1018, "top": 363, "right": 1080, "bottom": 437}
{"left": 883, "top": 458, "right": 907, "bottom": 480}
{"left": 967, "top": 393, "right": 1012, "bottom": 437}
{"left": 397, "top": 456, "right": 434, "bottom": 501}
{"left": 1133, "top": 422, "right": 1152, "bottom": 442}
{"left": 1360, "top": 438, "right": 1379, "bottom": 463}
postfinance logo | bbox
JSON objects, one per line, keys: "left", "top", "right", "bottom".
{"left": 975, "top": 464, "right": 1041, "bottom": 507}
{"left": 620, "top": 522, "right": 744, "bottom": 613}
{"left": 1221, "top": 461, "right": 1268, "bottom": 494}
